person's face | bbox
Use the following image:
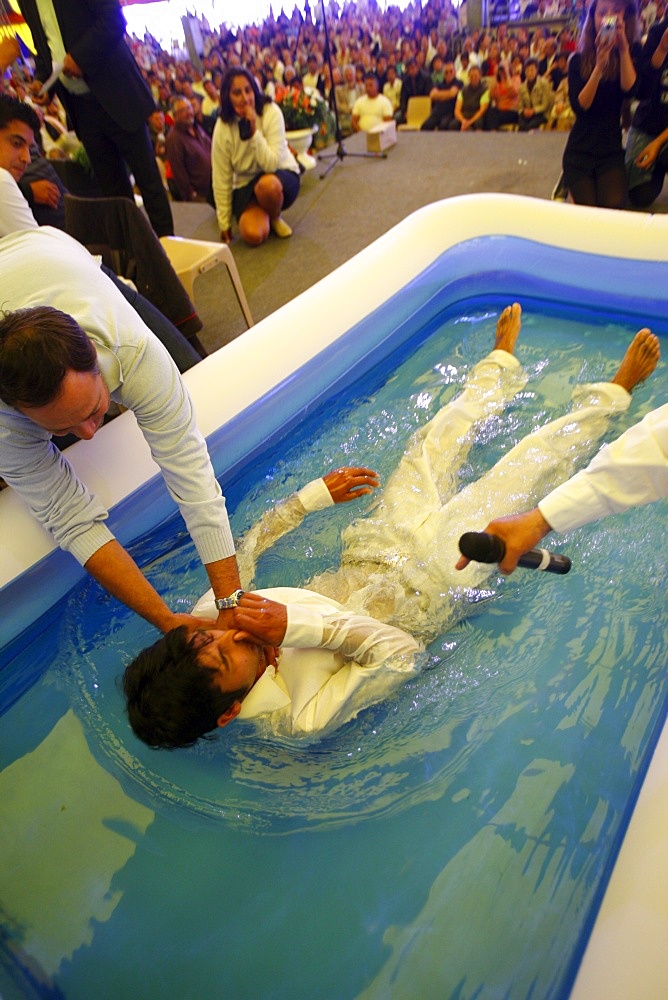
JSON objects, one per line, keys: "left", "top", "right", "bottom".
{"left": 0, "top": 120, "right": 33, "bottom": 182}
{"left": 594, "top": 0, "right": 623, "bottom": 30}
{"left": 469, "top": 67, "right": 482, "bottom": 85}
{"left": 173, "top": 99, "right": 195, "bottom": 127}
{"left": 148, "top": 111, "right": 165, "bottom": 131}
{"left": 19, "top": 369, "right": 110, "bottom": 440}
{"left": 190, "top": 629, "right": 266, "bottom": 705}
{"left": 443, "top": 62, "right": 455, "bottom": 81}
{"left": 228, "top": 74, "right": 255, "bottom": 117}
{"left": 525, "top": 62, "right": 538, "bottom": 81}
{"left": 365, "top": 76, "right": 379, "bottom": 97}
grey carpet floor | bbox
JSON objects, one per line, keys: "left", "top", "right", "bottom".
{"left": 170, "top": 129, "right": 668, "bottom": 354}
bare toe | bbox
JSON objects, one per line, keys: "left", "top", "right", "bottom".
{"left": 612, "top": 329, "right": 661, "bottom": 392}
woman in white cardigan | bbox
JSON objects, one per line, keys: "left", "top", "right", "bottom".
{"left": 212, "top": 67, "right": 300, "bottom": 246}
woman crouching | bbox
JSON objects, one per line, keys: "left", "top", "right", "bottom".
{"left": 212, "top": 67, "right": 301, "bottom": 245}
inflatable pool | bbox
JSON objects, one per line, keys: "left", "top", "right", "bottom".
{"left": 1, "top": 194, "right": 666, "bottom": 998}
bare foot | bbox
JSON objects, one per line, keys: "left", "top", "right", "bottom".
{"left": 494, "top": 302, "right": 522, "bottom": 354}
{"left": 612, "top": 328, "right": 660, "bottom": 393}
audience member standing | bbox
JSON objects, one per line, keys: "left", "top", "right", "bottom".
{"left": 561, "top": 0, "right": 640, "bottom": 207}
{"left": 625, "top": 16, "right": 668, "bottom": 209}
{"left": 19, "top": 0, "right": 174, "bottom": 236}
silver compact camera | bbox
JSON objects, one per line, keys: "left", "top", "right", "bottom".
{"left": 599, "top": 15, "right": 617, "bottom": 41}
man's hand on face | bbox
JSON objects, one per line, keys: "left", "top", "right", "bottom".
{"left": 231, "top": 592, "right": 288, "bottom": 647}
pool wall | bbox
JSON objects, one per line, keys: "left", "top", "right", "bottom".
{"left": 0, "top": 193, "right": 666, "bottom": 997}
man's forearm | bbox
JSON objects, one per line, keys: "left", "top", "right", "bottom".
{"left": 84, "top": 539, "right": 182, "bottom": 632}
{"left": 204, "top": 553, "right": 242, "bottom": 602}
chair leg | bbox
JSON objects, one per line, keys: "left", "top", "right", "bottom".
{"left": 218, "top": 245, "right": 254, "bottom": 327}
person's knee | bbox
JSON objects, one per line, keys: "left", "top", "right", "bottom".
{"left": 239, "top": 215, "right": 270, "bottom": 246}
{"left": 254, "top": 174, "right": 283, "bottom": 202}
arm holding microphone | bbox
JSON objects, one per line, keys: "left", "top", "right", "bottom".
{"left": 456, "top": 402, "right": 668, "bottom": 575}
{"left": 456, "top": 509, "right": 557, "bottom": 575}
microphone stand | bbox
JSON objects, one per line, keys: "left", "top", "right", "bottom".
{"left": 316, "top": 0, "right": 387, "bottom": 179}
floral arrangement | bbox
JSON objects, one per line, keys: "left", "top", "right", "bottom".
{"left": 275, "top": 84, "right": 329, "bottom": 132}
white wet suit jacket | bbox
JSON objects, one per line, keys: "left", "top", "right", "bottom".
{"left": 193, "top": 584, "right": 422, "bottom": 736}
{"left": 193, "top": 474, "right": 422, "bottom": 736}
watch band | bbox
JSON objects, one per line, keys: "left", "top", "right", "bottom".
{"left": 214, "top": 588, "right": 245, "bottom": 611}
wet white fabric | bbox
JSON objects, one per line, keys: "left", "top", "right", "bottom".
{"left": 192, "top": 586, "right": 421, "bottom": 735}
{"left": 193, "top": 348, "right": 632, "bottom": 730}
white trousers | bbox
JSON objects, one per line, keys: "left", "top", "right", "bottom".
{"left": 310, "top": 350, "right": 631, "bottom": 640}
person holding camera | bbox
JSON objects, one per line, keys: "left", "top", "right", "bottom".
{"left": 211, "top": 67, "right": 300, "bottom": 246}
{"left": 560, "top": 0, "right": 640, "bottom": 208}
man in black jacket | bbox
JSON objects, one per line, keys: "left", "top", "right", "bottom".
{"left": 19, "top": 0, "right": 173, "bottom": 236}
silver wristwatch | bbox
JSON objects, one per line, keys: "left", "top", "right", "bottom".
{"left": 214, "top": 589, "right": 245, "bottom": 611}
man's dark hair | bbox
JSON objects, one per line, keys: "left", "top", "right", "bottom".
{"left": 524, "top": 57, "right": 539, "bottom": 70}
{"left": 123, "top": 626, "right": 246, "bottom": 749}
{"left": 364, "top": 71, "right": 379, "bottom": 84}
{"left": 0, "top": 93, "right": 40, "bottom": 136}
{"left": 0, "top": 306, "right": 98, "bottom": 409}
{"left": 219, "top": 67, "right": 270, "bottom": 124}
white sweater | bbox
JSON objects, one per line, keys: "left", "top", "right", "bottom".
{"left": 0, "top": 227, "right": 234, "bottom": 566}
{"left": 211, "top": 101, "right": 299, "bottom": 231}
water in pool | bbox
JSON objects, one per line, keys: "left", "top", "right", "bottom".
{"left": 1, "top": 304, "right": 666, "bottom": 1000}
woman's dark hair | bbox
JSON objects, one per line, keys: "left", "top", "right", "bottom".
{"left": 219, "top": 66, "right": 271, "bottom": 124}
{"left": 578, "top": 0, "right": 639, "bottom": 80}
{"left": 0, "top": 306, "right": 98, "bottom": 409}
{"left": 123, "top": 626, "right": 246, "bottom": 750}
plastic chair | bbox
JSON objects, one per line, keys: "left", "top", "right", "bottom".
{"left": 64, "top": 193, "right": 207, "bottom": 357}
{"left": 397, "top": 96, "right": 433, "bottom": 131}
{"left": 160, "top": 236, "right": 254, "bottom": 329}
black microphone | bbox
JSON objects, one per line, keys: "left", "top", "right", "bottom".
{"left": 459, "top": 531, "right": 571, "bottom": 575}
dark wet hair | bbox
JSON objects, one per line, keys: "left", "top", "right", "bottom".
{"left": 0, "top": 306, "right": 98, "bottom": 409}
{"left": 219, "top": 67, "right": 271, "bottom": 124}
{"left": 123, "top": 626, "right": 246, "bottom": 749}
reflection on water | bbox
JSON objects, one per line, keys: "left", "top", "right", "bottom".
{"left": 1, "top": 307, "right": 666, "bottom": 999}
{"left": 55, "top": 311, "right": 666, "bottom": 834}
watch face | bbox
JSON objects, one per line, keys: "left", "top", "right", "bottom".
{"left": 216, "top": 589, "right": 244, "bottom": 609}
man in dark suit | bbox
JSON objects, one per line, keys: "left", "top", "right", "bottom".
{"left": 19, "top": 0, "right": 174, "bottom": 236}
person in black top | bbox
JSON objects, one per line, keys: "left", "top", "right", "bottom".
{"left": 561, "top": 0, "right": 640, "bottom": 208}
{"left": 625, "top": 17, "right": 668, "bottom": 208}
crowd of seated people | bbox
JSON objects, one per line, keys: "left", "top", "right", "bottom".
{"left": 1, "top": 0, "right": 666, "bottom": 219}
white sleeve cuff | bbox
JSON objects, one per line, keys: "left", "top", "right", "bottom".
{"left": 284, "top": 604, "right": 325, "bottom": 648}
{"left": 296, "top": 478, "right": 334, "bottom": 513}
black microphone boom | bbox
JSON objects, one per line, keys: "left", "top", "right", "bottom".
{"left": 458, "top": 531, "right": 571, "bottom": 575}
